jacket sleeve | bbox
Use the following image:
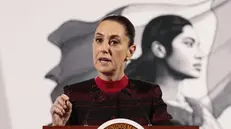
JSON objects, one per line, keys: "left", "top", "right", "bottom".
{"left": 63, "top": 85, "right": 77, "bottom": 126}
{"left": 151, "top": 85, "right": 173, "bottom": 125}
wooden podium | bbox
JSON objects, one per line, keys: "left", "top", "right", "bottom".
{"left": 43, "top": 126, "right": 199, "bottom": 129}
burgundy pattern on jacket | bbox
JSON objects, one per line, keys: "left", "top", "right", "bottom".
{"left": 64, "top": 78, "right": 173, "bottom": 126}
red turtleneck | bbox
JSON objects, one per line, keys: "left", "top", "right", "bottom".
{"left": 94, "top": 75, "right": 129, "bottom": 93}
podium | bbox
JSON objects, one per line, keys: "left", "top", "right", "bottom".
{"left": 43, "top": 126, "right": 199, "bottom": 129}
{"left": 44, "top": 118, "right": 199, "bottom": 129}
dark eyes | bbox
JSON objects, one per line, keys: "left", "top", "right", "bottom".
{"left": 95, "top": 38, "right": 119, "bottom": 45}
{"left": 184, "top": 41, "right": 194, "bottom": 47}
{"left": 95, "top": 38, "right": 103, "bottom": 43}
{"left": 110, "top": 40, "right": 119, "bottom": 45}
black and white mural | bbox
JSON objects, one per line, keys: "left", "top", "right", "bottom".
{"left": 1, "top": 0, "right": 230, "bottom": 129}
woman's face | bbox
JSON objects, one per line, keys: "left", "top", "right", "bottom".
{"left": 92, "top": 20, "right": 135, "bottom": 75}
{"left": 166, "top": 25, "right": 203, "bottom": 78}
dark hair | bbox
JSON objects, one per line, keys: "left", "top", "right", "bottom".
{"left": 97, "top": 15, "right": 135, "bottom": 46}
{"left": 125, "top": 15, "right": 193, "bottom": 82}
{"left": 142, "top": 15, "right": 192, "bottom": 56}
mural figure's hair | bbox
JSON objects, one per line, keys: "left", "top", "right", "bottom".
{"left": 125, "top": 15, "right": 193, "bottom": 82}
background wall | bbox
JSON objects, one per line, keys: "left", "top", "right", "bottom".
{"left": 0, "top": 0, "right": 230, "bottom": 129}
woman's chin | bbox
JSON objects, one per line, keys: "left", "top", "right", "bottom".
{"left": 185, "top": 72, "right": 201, "bottom": 79}
{"left": 97, "top": 67, "right": 114, "bottom": 74}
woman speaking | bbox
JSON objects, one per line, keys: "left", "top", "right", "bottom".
{"left": 50, "top": 15, "right": 173, "bottom": 126}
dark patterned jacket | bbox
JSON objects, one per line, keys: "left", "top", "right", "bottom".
{"left": 64, "top": 78, "right": 174, "bottom": 126}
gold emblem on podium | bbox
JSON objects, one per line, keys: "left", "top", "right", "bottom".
{"left": 98, "top": 118, "right": 144, "bottom": 129}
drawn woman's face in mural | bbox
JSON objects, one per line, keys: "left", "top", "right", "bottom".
{"left": 93, "top": 20, "right": 135, "bottom": 74}
{"left": 166, "top": 25, "right": 203, "bottom": 78}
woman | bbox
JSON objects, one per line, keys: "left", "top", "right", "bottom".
{"left": 125, "top": 15, "right": 221, "bottom": 129}
{"left": 50, "top": 15, "right": 173, "bottom": 126}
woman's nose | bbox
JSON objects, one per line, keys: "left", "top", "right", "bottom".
{"left": 100, "top": 42, "right": 110, "bottom": 53}
{"left": 195, "top": 48, "right": 204, "bottom": 60}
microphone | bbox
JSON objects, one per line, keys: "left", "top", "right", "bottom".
{"left": 121, "top": 89, "right": 152, "bottom": 126}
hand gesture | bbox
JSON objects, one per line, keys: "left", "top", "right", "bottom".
{"left": 50, "top": 94, "right": 72, "bottom": 126}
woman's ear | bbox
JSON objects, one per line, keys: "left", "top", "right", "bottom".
{"left": 151, "top": 41, "right": 166, "bottom": 59}
{"left": 125, "top": 44, "right": 136, "bottom": 61}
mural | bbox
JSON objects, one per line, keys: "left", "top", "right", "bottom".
{"left": 45, "top": 0, "right": 230, "bottom": 128}
{"left": 1, "top": 0, "right": 230, "bottom": 129}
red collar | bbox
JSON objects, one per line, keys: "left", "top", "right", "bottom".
{"left": 94, "top": 75, "right": 129, "bottom": 93}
